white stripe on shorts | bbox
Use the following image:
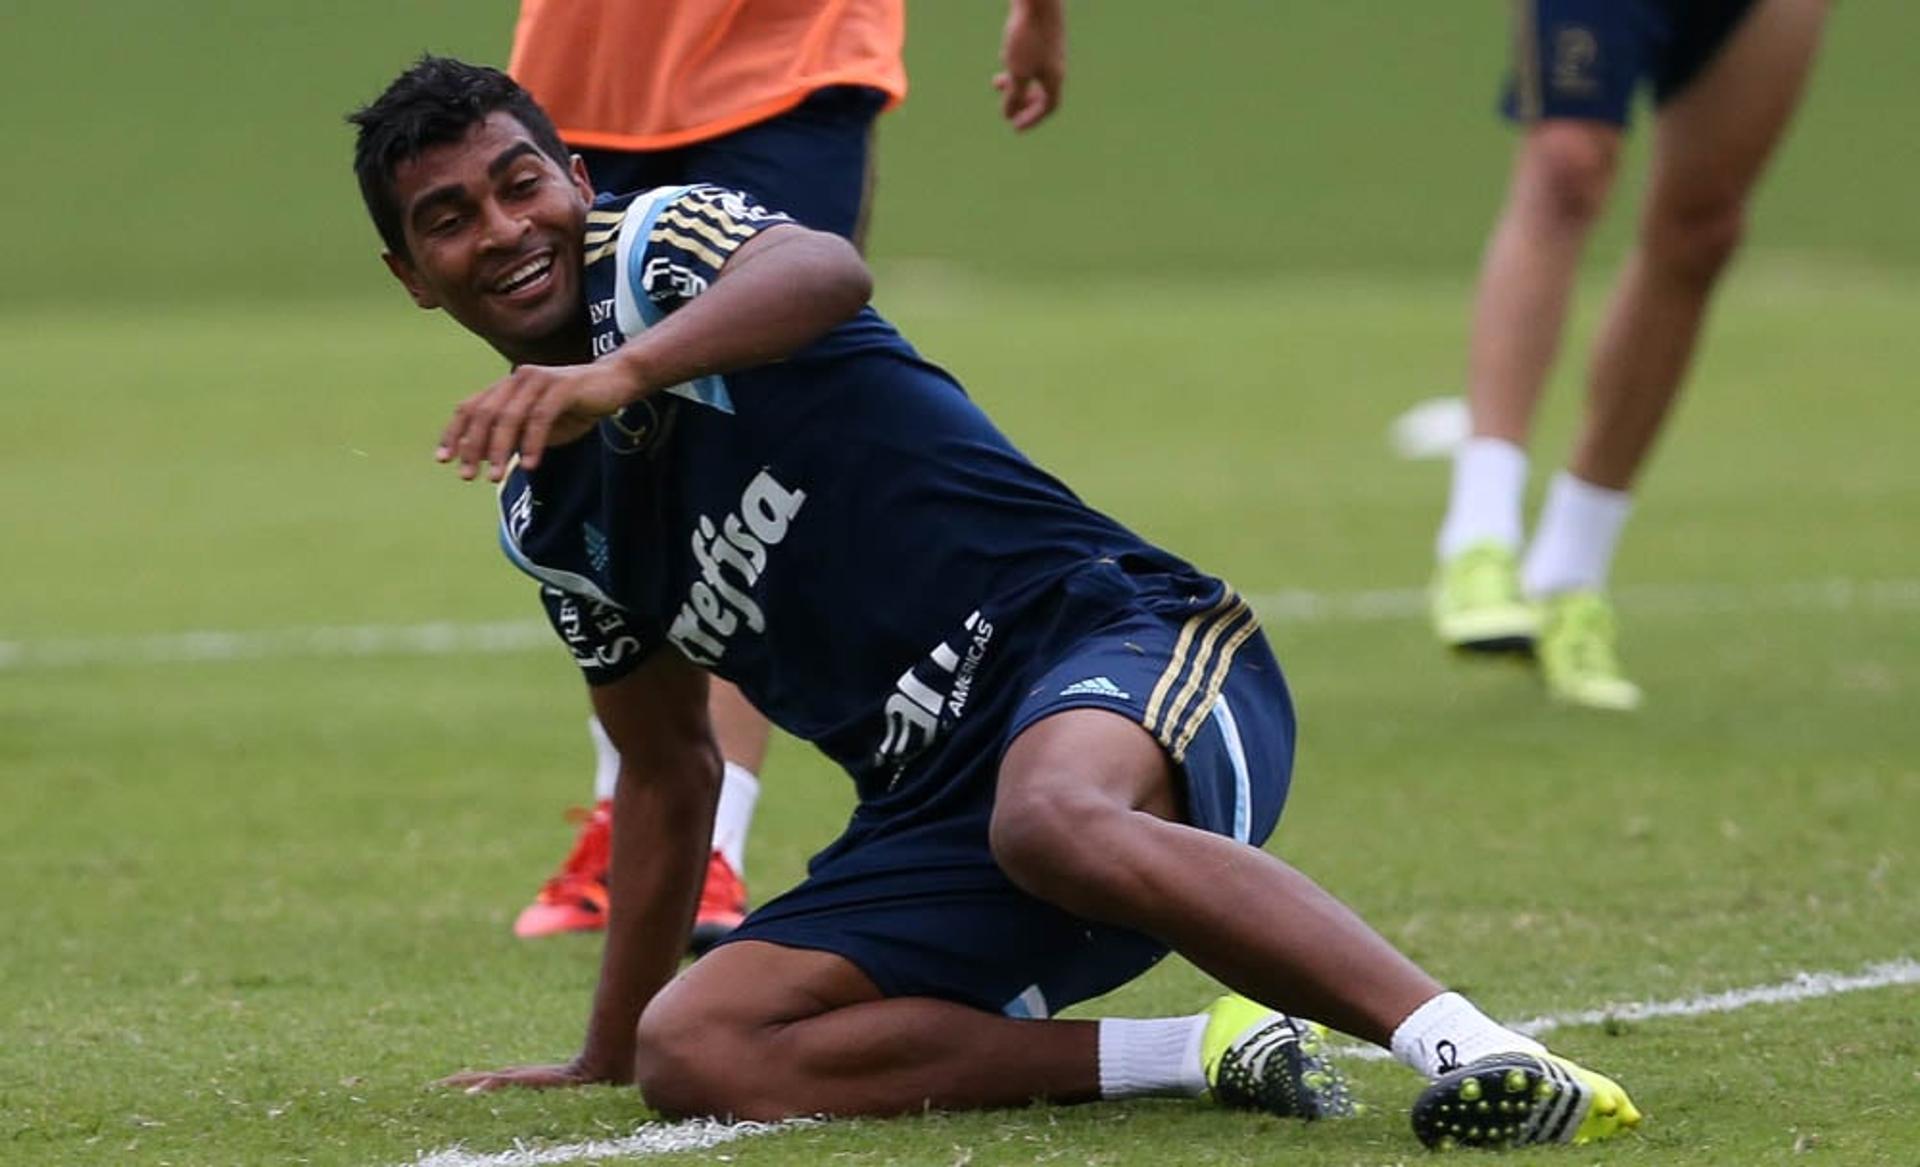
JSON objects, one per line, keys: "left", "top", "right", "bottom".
{"left": 1208, "top": 695, "right": 1253, "bottom": 844}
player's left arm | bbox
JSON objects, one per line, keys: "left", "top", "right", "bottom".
{"left": 437, "top": 221, "right": 871, "bottom": 482}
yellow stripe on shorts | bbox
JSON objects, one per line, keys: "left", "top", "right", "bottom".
{"left": 1142, "top": 591, "right": 1245, "bottom": 741}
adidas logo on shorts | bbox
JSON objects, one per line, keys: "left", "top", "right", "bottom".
{"left": 1060, "top": 676, "right": 1130, "bottom": 699}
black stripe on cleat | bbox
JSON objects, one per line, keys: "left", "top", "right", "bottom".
{"left": 1450, "top": 634, "right": 1537, "bottom": 657}
{"left": 1214, "top": 1017, "right": 1358, "bottom": 1120}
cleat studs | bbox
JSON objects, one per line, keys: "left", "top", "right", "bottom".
{"left": 1504, "top": 1069, "right": 1530, "bottom": 1093}
{"left": 1535, "top": 1081, "right": 1557, "bottom": 1101}
{"left": 1477, "top": 1101, "right": 1490, "bottom": 1113}
{"left": 1459, "top": 1079, "right": 1483, "bottom": 1102}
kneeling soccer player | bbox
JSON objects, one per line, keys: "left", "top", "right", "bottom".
{"left": 349, "top": 57, "right": 1641, "bottom": 1149}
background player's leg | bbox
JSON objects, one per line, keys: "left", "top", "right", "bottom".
{"left": 1461, "top": 122, "right": 1621, "bottom": 454}
{"left": 707, "top": 678, "right": 770, "bottom": 775}
{"left": 632, "top": 940, "right": 1099, "bottom": 1119}
{"left": 1521, "top": 0, "right": 1827, "bottom": 709}
{"left": 1567, "top": 0, "right": 1828, "bottom": 494}
{"left": 687, "top": 679, "right": 768, "bottom": 950}
{"left": 1432, "top": 121, "right": 1621, "bottom": 653}
{"left": 990, "top": 709, "right": 1442, "bottom": 1047}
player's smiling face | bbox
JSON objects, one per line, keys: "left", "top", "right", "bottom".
{"left": 383, "top": 112, "right": 595, "bottom": 363}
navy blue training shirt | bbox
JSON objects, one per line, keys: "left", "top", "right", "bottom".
{"left": 497, "top": 185, "right": 1220, "bottom": 798}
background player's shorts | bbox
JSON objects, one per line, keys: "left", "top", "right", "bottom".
{"left": 1501, "top": 0, "right": 1760, "bottom": 126}
{"left": 721, "top": 582, "right": 1295, "bottom": 1019}
{"left": 574, "top": 85, "right": 885, "bottom": 243}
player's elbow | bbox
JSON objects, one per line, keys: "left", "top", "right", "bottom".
{"left": 812, "top": 233, "right": 873, "bottom": 321}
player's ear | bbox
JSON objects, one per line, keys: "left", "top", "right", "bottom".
{"left": 382, "top": 250, "right": 440, "bottom": 310}
{"left": 568, "top": 154, "right": 595, "bottom": 201}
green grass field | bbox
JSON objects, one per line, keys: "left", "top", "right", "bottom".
{"left": 5, "top": 3, "right": 1919, "bottom": 1165}
{"left": 5, "top": 260, "right": 1918, "bottom": 1166}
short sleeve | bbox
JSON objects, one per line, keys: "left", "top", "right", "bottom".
{"left": 632, "top": 184, "right": 794, "bottom": 314}
{"left": 538, "top": 585, "right": 658, "bottom": 686}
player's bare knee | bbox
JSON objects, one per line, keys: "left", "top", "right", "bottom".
{"left": 633, "top": 999, "right": 749, "bottom": 1118}
{"left": 1519, "top": 122, "right": 1621, "bottom": 227}
{"left": 1643, "top": 200, "right": 1747, "bottom": 286}
{"left": 989, "top": 786, "right": 1127, "bottom": 905}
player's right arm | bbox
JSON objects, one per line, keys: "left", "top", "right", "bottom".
{"left": 574, "top": 648, "right": 720, "bottom": 1082}
{"left": 437, "top": 195, "right": 871, "bottom": 483}
{"left": 440, "top": 645, "right": 720, "bottom": 1092}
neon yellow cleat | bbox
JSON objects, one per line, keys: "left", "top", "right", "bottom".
{"left": 1411, "top": 1051, "right": 1642, "bottom": 1149}
{"left": 1432, "top": 543, "right": 1539, "bottom": 654}
{"left": 1537, "top": 590, "right": 1643, "bottom": 711}
{"left": 1201, "top": 994, "right": 1355, "bottom": 1119}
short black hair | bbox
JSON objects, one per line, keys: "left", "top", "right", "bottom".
{"left": 348, "top": 54, "right": 571, "bottom": 256}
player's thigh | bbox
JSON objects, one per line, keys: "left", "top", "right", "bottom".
{"left": 997, "top": 708, "right": 1179, "bottom": 829}
{"left": 1648, "top": 0, "right": 1828, "bottom": 211}
{"left": 680, "top": 86, "right": 884, "bottom": 242}
{"left": 993, "top": 601, "right": 1295, "bottom": 859}
{"left": 712, "top": 828, "right": 1167, "bottom": 1019}
{"left": 573, "top": 146, "right": 683, "bottom": 200}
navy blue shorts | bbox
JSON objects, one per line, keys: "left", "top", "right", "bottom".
{"left": 1501, "top": 0, "right": 1760, "bottom": 126}
{"left": 722, "top": 587, "right": 1295, "bottom": 1019}
{"left": 575, "top": 86, "right": 885, "bottom": 243}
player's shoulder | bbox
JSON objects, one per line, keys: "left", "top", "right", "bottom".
{"left": 590, "top": 183, "right": 783, "bottom": 221}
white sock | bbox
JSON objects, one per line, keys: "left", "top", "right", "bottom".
{"left": 1097, "top": 1016, "right": 1210, "bottom": 1099}
{"left": 1521, "top": 472, "right": 1632, "bottom": 598}
{"left": 590, "top": 717, "right": 759, "bottom": 872}
{"left": 1390, "top": 992, "right": 1546, "bottom": 1081}
{"left": 587, "top": 715, "right": 620, "bottom": 803}
{"left": 710, "top": 762, "right": 760, "bottom": 875}
{"left": 1437, "top": 437, "right": 1530, "bottom": 561}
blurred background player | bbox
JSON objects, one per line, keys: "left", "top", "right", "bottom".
{"left": 1429, "top": 0, "right": 1828, "bottom": 709}
{"left": 506, "top": 0, "right": 1067, "bottom": 942}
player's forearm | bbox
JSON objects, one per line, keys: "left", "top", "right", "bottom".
{"left": 1011, "top": 0, "right": 1064, "bottom": 27}
{"left": 578, "top": 755, "right": 722, "bottom": 1079}
{"left": 608, "top": 227, "right": 871, "bottom": 401}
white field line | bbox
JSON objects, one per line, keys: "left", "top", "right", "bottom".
{"left": 1341, "top": 956, "right": 1920, "bottom": 1062}
{"left": 5, "top": 576, "right": 1918, "bottom": 673}
{"left": 395, "top": 959, "right": 1920, "bottom": 1166}
{"left": 401, "top": 1118, "right": 814, "bottom": 1167}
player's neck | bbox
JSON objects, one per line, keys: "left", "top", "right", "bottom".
{"left": 491, "top": 314, "right": 592, "bottom": 369}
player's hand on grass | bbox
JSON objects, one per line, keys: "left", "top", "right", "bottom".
{"left": 437, "top": 1056, "right": 623, "bottom": 1093}
{"left": 995, "top": 0, "right": 1065, "bottom": 131}
{"left": 437, "top": 361, "right": 639, "bottom": 481}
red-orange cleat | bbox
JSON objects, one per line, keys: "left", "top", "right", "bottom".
{"left": 514, "top": 802, "right": 748, "bottom": 953}
{"left": 513, "top": 800, "right": 612, "bottom": 939}
{"left": 689, "top": 851, "right": 748, "bottom": 955}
